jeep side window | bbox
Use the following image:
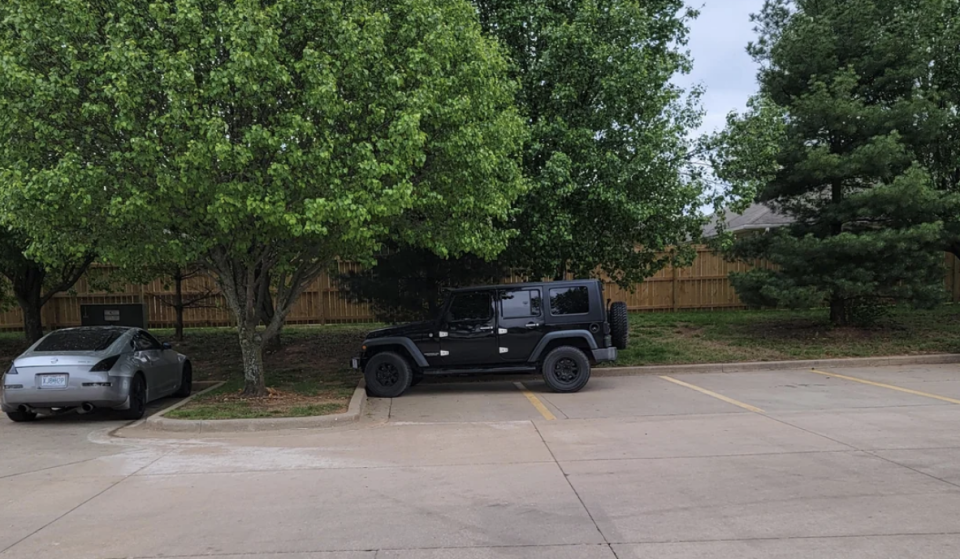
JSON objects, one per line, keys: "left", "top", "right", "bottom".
{"left": 549, "top": 286, "right": 590, "bottom": 315}
{"left": 446, "top": 292, "right": 493, "bottom": 322}
{"left": 500, "top": 289, "right": 542, "bottom": 318}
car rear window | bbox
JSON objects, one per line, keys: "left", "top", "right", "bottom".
{"left": 34, "top": 329, "right": 124, "bottom": 352}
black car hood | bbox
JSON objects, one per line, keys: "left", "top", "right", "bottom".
{"left": 365, "top": 321, "right": 434, "bottom": 340}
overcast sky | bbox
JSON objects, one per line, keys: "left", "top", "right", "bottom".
{"left": 675, "top": 0, "right": 765, "bottom": 135}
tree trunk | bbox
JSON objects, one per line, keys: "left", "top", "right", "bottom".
{"left": 829, "top": 297, "right": 848, "bottom": 326}
{"left": 174, "top": 270, "right": 185, "bottom": 341}
{"left": 258, "top": 270, "right": 282, "bottom": 352}
{"left": 12, "top": 268, "right": 45, "bottom": 343}
{"left": 208, "top": 250, "right": 326, "bottom": 398}
{"left": 238, "top": 325, "right": 267, "bottom": 397}
{"left": 828, "top": 180, "right": 846, "bottom": 326}
{"left": 20, "top": 296, "right": 43, "bottom": 343}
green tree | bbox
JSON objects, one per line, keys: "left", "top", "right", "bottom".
{"left": 712, "top": 0, "right": 951, "bottom": 325}
{"left": 0, "top": 230, "right": 93, "bottom": 342}
{"left": 919, "top": 0, "right": 960, "bottom": 256}
{"left": 474, "top": 0, "right": 706, "bottom": 285}
{"left": 342, "top": 0, "right": 707, "bottom": 311}
{"left": 0, "top": 0, "right": 526, "bottom": 395}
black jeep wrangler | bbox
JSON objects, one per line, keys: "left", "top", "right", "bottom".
{"left": 351, "top": 279, "right": 628, "bottom": 398}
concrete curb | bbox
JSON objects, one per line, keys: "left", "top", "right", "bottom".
{"left": 595, "top": 353, "right": 960, "bottom": 377}
{"left": 141, "top": 379, "right": 367, "bottom": 434}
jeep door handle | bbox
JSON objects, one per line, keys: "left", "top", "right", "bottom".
{"left": 525, "top": 322, "right": 541, "bottom": 329}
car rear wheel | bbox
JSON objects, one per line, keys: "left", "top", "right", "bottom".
{"left": 364, "top": 352, "right": 413, "bottom": 398}
{"left": 173, "top": 362, "right": 193, "bottom": 397}
{"left": 609, "top": 301, "right": 629, "bottom": 350}
{"left": 541, "top": 346, "right": 591, "bottom": 393}
{"left": 120, "top": 374, "right": 147, "bottom": 420}
{"left": 6, "top": 410, "right": 38, "bottom": 423}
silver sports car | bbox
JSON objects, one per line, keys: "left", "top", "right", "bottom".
{"left": 1, "top": 326, "right": 192, "bottom": 422}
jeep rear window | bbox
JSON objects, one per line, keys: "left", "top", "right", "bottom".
{"left": 549, "top": 286, "right": 590, "bottom": 315}
{"left": 34, "top": 329, "right": 124, "bottom": 352}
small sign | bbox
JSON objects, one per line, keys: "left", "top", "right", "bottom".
{"left": 104, "top": 310, "right": 121, "bottom": 322}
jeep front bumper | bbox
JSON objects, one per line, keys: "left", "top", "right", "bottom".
{"left": 591, "top": 347, "right": 617, "bottom": 363}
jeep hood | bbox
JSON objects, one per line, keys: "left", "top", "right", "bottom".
{"left": 365, "top": 321, "right": 435, "bottom": 340}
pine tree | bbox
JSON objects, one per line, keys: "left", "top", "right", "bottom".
{"left": 722, "top": 0, "right": 952, "bottom": 325}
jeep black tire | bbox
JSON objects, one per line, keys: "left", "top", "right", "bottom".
{"left": 541, "top": 346, "right": 591, "bottom": 393}
{"left": 6, "top": 410, "right": 38, "bottom": 423}
{"left": 364, "top": 352, "right": 413, "bottom": 398}
{"left": 609, "top": 301, "right": 629, "bottom": 350}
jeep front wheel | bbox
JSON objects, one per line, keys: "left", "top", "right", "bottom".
{"left": 541, "top": 346, "right": 591, "bottom": 393}
{"left": 364, "top": 352, "right": 413, "bottom": 398}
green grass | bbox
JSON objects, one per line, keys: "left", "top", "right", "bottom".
{"left": 616, "top": 305, "right": 960, "bottom": 366}
{"left": 167, "top": 400, "right": 343, "bottom": 420}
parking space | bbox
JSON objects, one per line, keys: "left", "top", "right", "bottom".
{"left": 3, "top": 364, "right": 960, "bottom": 558}
{"left": 529, "top": 375, "right": 744, "bottom": 419}
{"left": 386, "top": 381, "right": 559, "bottom": 423}
{"left": 397, "top": 364, "right": 960, "bottom": 423}
{"left": 665, "top": 369, "right": 947, "bottom": 412}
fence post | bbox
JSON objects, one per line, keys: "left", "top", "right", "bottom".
{"left": 672, "top": 264, "right": 679, "bottom": 312}
{"left": 954, "top": 254, "right": 960, "bottom": 303}
{"left": 320, "top": 273, "right": 327, "bottom": 325}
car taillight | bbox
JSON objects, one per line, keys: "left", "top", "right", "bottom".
{"left": 90, "top": 355, "right": 121, "bottom": 372}
{"left": 5, "top": 365, "right": 17, "bottom": 375}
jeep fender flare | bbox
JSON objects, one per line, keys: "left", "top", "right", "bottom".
{"left": 527, "top": 330, "right": 598, "bottom": 363}
{"left": 363, "top": 337, "right": 429, "bottom": 368}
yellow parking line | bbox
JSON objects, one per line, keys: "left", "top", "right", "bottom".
{"left": 810, "top": 369, "right": 960, "bottom": 405}
{"left": 514, "top": 382, "right": 557, "bottom": 420}
{"left": 660, "top": 376, "right": 765, "bottom": 413}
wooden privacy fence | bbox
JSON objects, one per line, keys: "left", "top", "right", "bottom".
{"left": 2, "top": 248, "right": 959, "bottom": 331}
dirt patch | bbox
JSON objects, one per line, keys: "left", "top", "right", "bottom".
{"left": 266, "top": 331, "right": 366, "bottom": 371}
{"left": 672, "top": 324, "right": 703, "bottom": 338}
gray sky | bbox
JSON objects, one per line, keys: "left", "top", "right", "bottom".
{"left": 675, "top": 0, "right": 764, "bottom": 135}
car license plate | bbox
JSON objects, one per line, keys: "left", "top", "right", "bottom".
{"left": 40, "top": 374, "right": 68, "bottom": 388}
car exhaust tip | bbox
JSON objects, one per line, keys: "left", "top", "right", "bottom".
{"left": 17, "top": 404, "right": 36, "bottom": 414}
{"left": 78, "top": 403, "right": 95, "bottom": 414}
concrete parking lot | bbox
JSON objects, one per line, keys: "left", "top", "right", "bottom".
{"left": 3, "top": 364, "right": 960, "bottom": 558}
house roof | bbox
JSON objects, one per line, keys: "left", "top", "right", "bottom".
{"left": 703, "top": 203, "right": 794, "bottom": 237}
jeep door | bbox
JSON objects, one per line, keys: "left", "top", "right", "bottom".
{"left": 437, "top": 290, "right": 498, "bottom": 366}
{"left": 496, "top": 287, "right": 544, "bottom": 362}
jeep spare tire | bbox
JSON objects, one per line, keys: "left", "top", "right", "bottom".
{"left": 364, "top": 352, "right": 413, "bottom": 398}
{"left": 609, "top": 301, "right": 629, "bottom": 350}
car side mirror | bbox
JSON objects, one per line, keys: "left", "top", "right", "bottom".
{"left": 161, "top": 342, "right": 173, "bottom": 350}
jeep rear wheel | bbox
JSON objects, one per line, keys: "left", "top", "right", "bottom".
{"left": 609, "top": 301, "right": 629, "bottom": 350}
{"left": 541, "top": 346, "right": 591, "bottom": 393}
{"left": 364, "top": 352, "right": 413, "bottom": 398}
